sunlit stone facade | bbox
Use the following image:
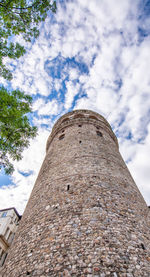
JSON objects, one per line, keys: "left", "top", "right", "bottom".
{"left": 1, "top": 110, "right": 150, "bottom": 277}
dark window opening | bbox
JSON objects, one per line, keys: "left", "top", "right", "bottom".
{"left": 89, "top": 115, "right": 98, "bottom": 120}
{"left": 67, "top": 185, "right": 70, "bottom": 191}
{"left": 62, "top": 130, "right": 65, "bottom": 133}
{"left": 62, "top": 118, "right": 69, "bottom": 123}
{"left": 96, "top": 131, "right": 103, "bottom": 137}
{"left": 59, "top": 134, "right": 65, "bottom": 140}
{"left": 141, "top": 243, "right": 146, "bottom": 250}
{"left": 1, "top": 253, "right": 8, "bottom": 266}
{"left": 27, "top": 272, "right": 30, "bottom": 275}
{"left": 78, "top": 124, "right": 82, "bottom": 127}
{"left": 74, "top": 114, "right": 84, "bottom": 119}
{"left": 0, "top": 250, "right": 4, "bottom": 261}
{"left": 79, "top": 141, "right": 82, "bottom": 144}
{"left": 96, "top": 126, "right": 100, "bottom": 130}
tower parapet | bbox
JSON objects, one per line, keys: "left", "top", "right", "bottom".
{"left": 1, "top": 110, "right": 150, "bottom": 277}
{"left": 46, "top": 109, "right": 118, "bottom": 152}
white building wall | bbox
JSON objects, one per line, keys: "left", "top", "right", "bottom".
{"left": 0, "top": 208, "right": 20, "bottom": 267}
{"left": 0, "top": 209, "right": 18, "bottom": 237}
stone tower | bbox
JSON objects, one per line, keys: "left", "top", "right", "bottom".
{"left": 1, "top": 110, "right": 150, "bottom": 277}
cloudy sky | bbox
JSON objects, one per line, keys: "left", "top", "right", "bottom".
{"left": 0, "top": 0, "right": 150, "bottom": 214}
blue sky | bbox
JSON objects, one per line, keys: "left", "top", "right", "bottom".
{"left": 0, "top": 0, "right": 150, "bottom": 214}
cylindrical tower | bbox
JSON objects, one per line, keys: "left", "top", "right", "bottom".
{"left": 1, "top": 110, "right": 150, "bottom": 277}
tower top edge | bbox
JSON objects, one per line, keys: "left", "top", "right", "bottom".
{"left": 53, "top": 109, "right": 110, "bottom": 128}
{"left": 46, "top": 109, "right": 118, "bottom": 151}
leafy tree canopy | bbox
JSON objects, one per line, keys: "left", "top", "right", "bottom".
{"left": 0, "top": 0, "right": 56, "bottom": 80}
{"left": 0, "top": 1, "right": 56, "bottom": 174}
{"left": 0, "top": 86, "right": 37, "bottom": 174}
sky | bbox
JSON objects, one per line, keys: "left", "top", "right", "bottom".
{"left": 0, "top": 0, "right": 150, "bottom": 215}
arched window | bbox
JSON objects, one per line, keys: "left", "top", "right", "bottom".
{"left": 89, "top": 115, "right": 98, "bottom": 121}
{"left": 74, "top": 114, "right": 84, "bottom": 119}
{"left": 61, "top": 118, "right": 69, "bottom": 123}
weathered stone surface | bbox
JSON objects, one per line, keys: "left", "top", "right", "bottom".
{"left": 1, "top": 109, "right": 150, "bottom": 276}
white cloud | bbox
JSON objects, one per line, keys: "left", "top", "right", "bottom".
{"left": 69, "top": 68, "right": 79, "bottom": 80}
{"left": 120, "top": 123, "right": 150, "bottom": 205}
{"left": 64, "top": 81, "right": 80, "bottom": 110}
{"left": 33, "top": 117, "right": 52, "bottom": 127}
{"left": 32, "top": 98, "right": 45, "bottom": 111}
{"left": 0, "top": 128, "right": 50, "bottom": 214}
{"left": 33, "top": 98, "right": 61, "bottom": 116}
{"left": 1, "top": 0, "right": 150, "bottom": 214}
{"left": 54, "top": 79, "right": 62, "bottom": 91}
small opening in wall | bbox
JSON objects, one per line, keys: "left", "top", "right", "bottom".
{"left": 62, "top": 118, "right": 69, "bottom": 123}
{"left": 59, "top": 134, "right": 65, "bottom": 140}
{"left": 96, "top": 126, "right": 100, "bottom": 130}
{"left": 27, "top": 272, "right": 30, "bottom": 275}
{"left": 1, "top": 253, "right": 7, "bottom": 266}
{"left": 78, "top": 124, "right": 82, "bottom": 127}
{"left": 67, "top": 185, "right": 70, "bottom": 191}
{"left": 62, "top": 130, "right": 65, "bottom": 133}
{"left": 89, "top": 115, "right": 98, "bottom": 120}
{"left": 79, "top": 141, "right": 82, "bottom": 144}
{"left": 74, "top": 114, "right": 84, "bottom": 118}
{"left": 96, "top": 131, "right": 103, "bottom": 137}
{"left": 141, "top": 243, "right": 146, "bottom": 250}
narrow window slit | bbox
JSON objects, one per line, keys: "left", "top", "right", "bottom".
{"left": 141, "top": 243, "right": 146, "bottom": 250}
{"left": 96, "top": 131, "right": 103, "bottom": 137}
{"left": 59, "top": 134, "right": 65, "bottom": 140}
{"left": 67, "top": 185, "right": 70, "bottom": 191}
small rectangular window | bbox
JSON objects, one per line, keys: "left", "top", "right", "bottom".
{"left": 4, "top": 227, "right": 10, "bottom": 240}
{"left": 1, "top": 212, "right": 7, "bottom": 218}
{"left": 0, "top": 250, "right": 4, "bottom": 260}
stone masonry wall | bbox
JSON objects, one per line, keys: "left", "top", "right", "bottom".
{"left": 1, "top": 110, "right": 150, "bottom": 277}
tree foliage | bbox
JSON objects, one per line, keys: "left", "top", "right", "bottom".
{"left": 0, "top": 1, "right": 56, "bottom": 174}
{"left": 0, "top": 86, "right": 37, "bottom": 174}
{"left": 0, "top": 0, "right": 56, "bottom": 80}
